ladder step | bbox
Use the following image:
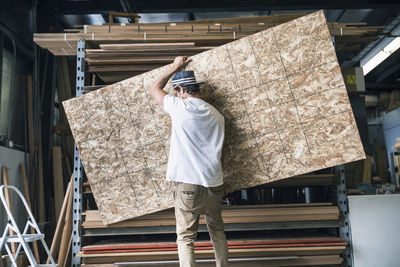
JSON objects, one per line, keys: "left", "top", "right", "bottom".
{"left": 3, "top": 234, "right": 44, "bottom": 242}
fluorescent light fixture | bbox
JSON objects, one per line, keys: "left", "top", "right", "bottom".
{"left": 362, "top": 37, "right": 400, "bottom": 75}
{"left": 87, "top": 14, "right": 106, "bottom": 25}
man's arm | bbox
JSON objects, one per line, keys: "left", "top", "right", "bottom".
{"left": 148, "top": 56, "right": 191, "bottom": 108}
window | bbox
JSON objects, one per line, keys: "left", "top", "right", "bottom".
{"left": 0, "top": 49, "right": 13, "bottom": 138}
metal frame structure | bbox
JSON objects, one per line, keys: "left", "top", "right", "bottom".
{"left": 336, "top": 165, "right": 353, "bottom": 267}
{"left": 72, "top": 39, "right": 85, "bottom": 266}
{"left": 331, "top": 33, "right": 354, "bottom": 267}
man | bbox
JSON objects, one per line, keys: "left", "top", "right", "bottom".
{"left": 148, "top": 56, "right": 228, "bottom": 267}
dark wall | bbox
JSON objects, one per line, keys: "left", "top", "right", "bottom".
{"left": 0, "top": 0, "right": 34, "bottom": 49}
{"left": 1, "top": 0, "right": 34, "bottom": 148}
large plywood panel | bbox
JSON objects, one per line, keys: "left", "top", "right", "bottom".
{"left": 63, "top": 11, "right": 365, "bottom": 224}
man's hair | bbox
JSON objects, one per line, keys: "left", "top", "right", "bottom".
{"left": 174, "top": 84, "right": 200, "bottom": 95}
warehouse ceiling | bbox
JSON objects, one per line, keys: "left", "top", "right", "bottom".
{"left": 35, "top": 0, "right": 400, "bottom": 90}
{"left": 39, "top": 0, "right": 400, "bottom": 14}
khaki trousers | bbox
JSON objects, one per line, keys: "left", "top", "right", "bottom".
{"left": 174, "top": 182, "right": 228, "bottom": 267}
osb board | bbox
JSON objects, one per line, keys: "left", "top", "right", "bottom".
{"left": 63, "top": 11, "right": 365, "bottom": 224}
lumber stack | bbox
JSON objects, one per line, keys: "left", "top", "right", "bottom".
{"left": 81, "top": 256, "right": 343, "bottom": 266}
{"left": 33, "top": 12, "right": 384, "bottom": 83}
{"left": 83, "top": 203, "right": 339, "bottom": 229}
{"left": 79, "top": 235, "right": 346, "bottom": 266}
{"left": 34, "top": 13, "right": 383, "bottom": 56}
{"left": 85, "top": 42, "right": 215, "bottom": 83}
{"left": 86, "top": 43, "right": 213, "bottom": 69}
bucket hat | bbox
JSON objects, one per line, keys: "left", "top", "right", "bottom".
{"left": 172, "top": 70, "right": 204, "bottom": 87}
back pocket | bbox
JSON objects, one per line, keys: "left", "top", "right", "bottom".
{"left": 179, "top": 183, "right": 199, "bottom": 211}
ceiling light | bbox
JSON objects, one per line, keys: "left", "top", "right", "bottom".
{"left": 362, "top": 37, "right": 400, "bottom": 75}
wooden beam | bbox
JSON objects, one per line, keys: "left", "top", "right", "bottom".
{"left": 100, "top": 43, "right": 195, "bottom": 50}
{"left": 81, "top": 255, "right": 342, "bottom": 266}
{"left": 26, "top": 76, "right": 35, "bottom": 214}
{"left": 62, "top": 234, "right": 73, "bottom": 267}
{"left": 79, "top": 246, "right": 346, "bottom": 264}
{"left": 85, "top": 57, "right": 175, "bottom": 65}
{"left": 52, "top": 146, "right": 65, "bottom": 220}
{"left": 87, "top": 64, "right": 164, "bottom": 72}
{"left": 47, "top": 176, "right": 73, "bottom": 264}
{"left": 37, "top": 88, "right": 45, "bottom": 222}
{"left": 86, "top": 46, "right": 213, "bottom": 55}
{"left": 82, "top": 204, "right": 339, "bottom": 229}
{"left": 57, "top": 178, "right": 73, "bottom": 266}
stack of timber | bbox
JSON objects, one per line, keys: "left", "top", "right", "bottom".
{"left": 34, "top": 13, "right": 383, "bottom": 83}
{"left": 79, "top": 234, "right": 346, "bottom": 266}
{"left": 83, "top": 203, "right": 340, "bottom": 236}
{"left": 85, "top": 43, "right": 215, "bottom": 83}
{"left": 34, "top": 13, "right": 384, "bottom": 56}
{"left": 80, "top": 173, "right": 342, "bottom": 265}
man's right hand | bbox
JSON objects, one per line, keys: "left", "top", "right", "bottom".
{"left": 171, "top": 56, "right": 191, "bottom": 72}
{"left": 148, "top": 56, "right": 192, "bottom": 109}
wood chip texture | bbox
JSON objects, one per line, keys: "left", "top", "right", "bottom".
{"left": 63, "top": 11, "right": 365, "bottom": 224}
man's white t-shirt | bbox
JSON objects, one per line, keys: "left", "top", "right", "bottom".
{"left": 163, "top": 94, "right": 225, "bottom": 187}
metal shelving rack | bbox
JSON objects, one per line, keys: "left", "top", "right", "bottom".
{"left": 336, "top": 165, "right": 353, "bottom": 267}
{"left": 72, "top": 39, "right": 85, "bottom": 267}
{"left": 71, "top": 39, "right": 355, "bottom": 267}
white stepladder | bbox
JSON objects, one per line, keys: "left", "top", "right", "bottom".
{"left": 0, "top": 185, "right": 57, "bottom": 266}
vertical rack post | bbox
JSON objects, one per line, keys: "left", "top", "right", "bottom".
{"left": 72, "top": 39, "right": 85, "bottom": 267}
{"left": 331, "top": 33, "right": 352, "bottom": 266}
{"left": 336, "top": 165, "right": 353, "bottom": 267}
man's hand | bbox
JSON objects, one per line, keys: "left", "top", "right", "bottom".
{"left": 171, "top": 56, "right": 192, "bottom": 72}
{"left": 148, "top": 56, "right": 192, "bottom": 109}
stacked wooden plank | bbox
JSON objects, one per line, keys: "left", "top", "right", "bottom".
{"left": 81, "top": 256, "right": 343, "bottom": 266}
{"left": 85, "top": 43, "right": 215, "bottom": 83}
{"left": 33, "top": 12, "right": 383, "bottom": 83}
{"left": 82, "top": 21, "right": 383, "bottom": 82}
{"left": 81, "top": 239, "right": 346, "bottom": 254}
{"left": 83, "top": 203, "right": 339, "bottom": 229}
{"left": 79, "top": 235, "right": 346, "bottom": 266}
{"left": 86, "top": 43, "right": 213, "bottom": 68}
{"left": 34, "top": 13, "right": 383, "bottom": 56}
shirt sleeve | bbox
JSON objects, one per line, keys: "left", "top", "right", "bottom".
{"left": 163, "top": 94, "right": 180, "bottom": 114}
